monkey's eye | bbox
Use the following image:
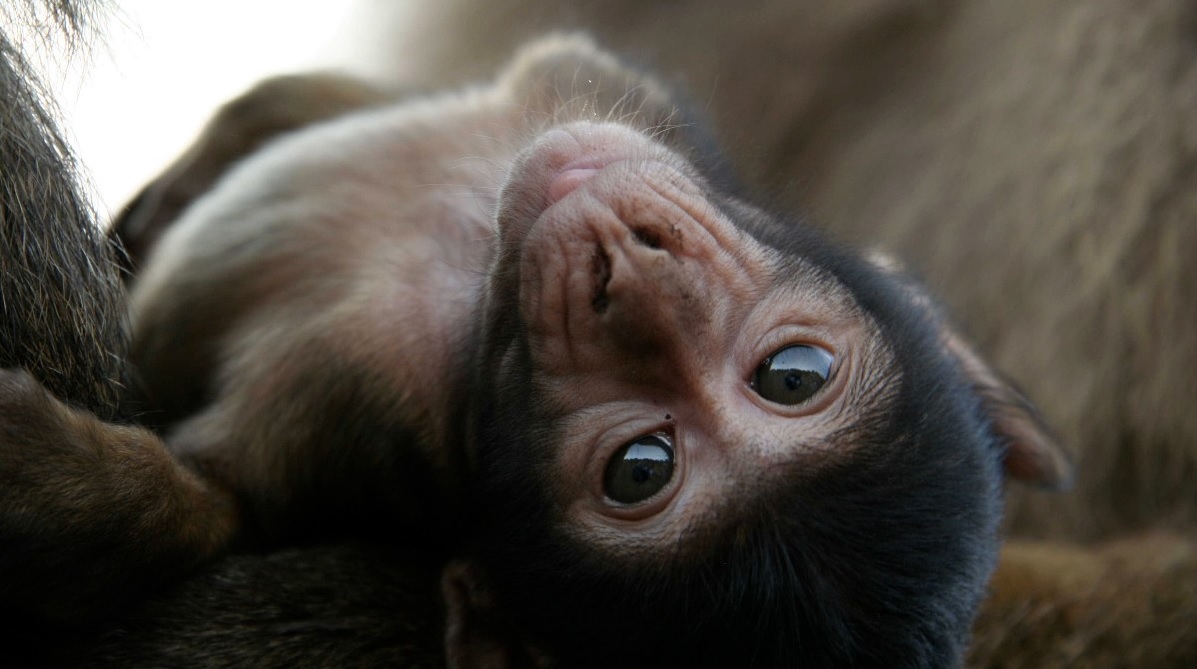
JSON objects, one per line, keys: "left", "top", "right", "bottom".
{"left": 752, "top": 344, "right": 834, "bottom": 405}
{"left": 603, "top": 433, "right": 675, "bottom": 505}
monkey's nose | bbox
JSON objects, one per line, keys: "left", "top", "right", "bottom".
{"left": 589, "top": 244, "right": 613, "bottom": 314}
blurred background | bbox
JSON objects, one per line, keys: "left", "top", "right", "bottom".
{"left": 45, "top": 0, "right": 401, "bottom": 217}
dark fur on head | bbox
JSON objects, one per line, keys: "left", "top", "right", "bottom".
{"left": 0, "top": 0, "right": 127, "bottom": 418}
{"left": 467, "top": 198, "right": 1003, "bottom": 668}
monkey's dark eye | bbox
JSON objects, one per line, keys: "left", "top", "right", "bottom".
{"left": 603, "top": 434, "right": 675, "bottom": 505}
{"left": 752, "top": 344, "right": 834, "bottom": 405}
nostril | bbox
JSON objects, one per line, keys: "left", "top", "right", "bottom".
{"left": 631, "top": 226, "right": 663, "bottom": 250}
{"left": 591, "top": 245, "right": 611, "bottom": 313}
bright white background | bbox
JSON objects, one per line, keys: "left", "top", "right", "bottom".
{"left": 44, "top": 0, "right": 398, "bottom": 219}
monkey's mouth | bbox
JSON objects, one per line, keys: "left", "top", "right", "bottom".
{"left": 497, "top": 123, "right": 667, "bottom": 243}
{"left": 590, "top": 244, "right": 612, "bottom": 314}
{"left": 545, "top": 156, "right": 618, "bottom": 205}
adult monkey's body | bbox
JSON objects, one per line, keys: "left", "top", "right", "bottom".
{"left": 1, "top": 31, "right": 1067, "bottom": 668}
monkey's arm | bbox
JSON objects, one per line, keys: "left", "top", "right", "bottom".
{"left": 0, "top": 369, "right": 236, "bottom": 623}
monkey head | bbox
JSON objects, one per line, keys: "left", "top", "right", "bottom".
{"left": 458, "top": 116, "right": 1068, "bottom": 667}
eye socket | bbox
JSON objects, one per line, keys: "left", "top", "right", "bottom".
{"left": 603, "top": 433, "right": 675, "bottom": 505}
{"left": 751, "top": 344, "right": 834, "bottom": 406}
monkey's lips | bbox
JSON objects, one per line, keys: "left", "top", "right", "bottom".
{"left": 545, "top": 159, "right": 611, "bottom": 204}
{"left": 496, "top": 123, "right": 681, "bottom": 252}
{"left": 504, "top": 125, "right": 655, "bottom": 224}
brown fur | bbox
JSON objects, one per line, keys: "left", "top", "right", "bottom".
{"left": 0, "top": 368, "right": 235, "bottom": 622}
{"left": 38, "top": 546, "right": 445, "bottom": 669}
{"left": 0, "top": 0, "right": 242, "bottom": 642}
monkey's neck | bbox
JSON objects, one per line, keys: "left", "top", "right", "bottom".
{"left": 362, "top": 107, "right": 529, "bottom": 471}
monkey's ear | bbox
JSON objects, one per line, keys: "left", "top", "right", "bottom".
{"left": 940, "top": 326, "right": 1075, "bottom": 490}
{"left": 441, "top": 560, "right": 548, "bottom": 669}
{"left": 499, "top": 33, "right": 679, "bottom": 133}
{"left": 865, "top": 251, "right": 1074, "bottom": 490}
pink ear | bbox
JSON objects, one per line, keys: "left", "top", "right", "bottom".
{"left": 865, "top": 251, "right": 1074, "bottom": 489}
{"left": 441, "top": 560, "right": 549, "bottom": 669}
{"left": 941, "top": 329, "right": 1075, "bottom": 490}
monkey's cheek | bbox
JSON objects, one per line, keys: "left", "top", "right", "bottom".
{"left": 517, "top": 234, "right": 608, "bottom": 375}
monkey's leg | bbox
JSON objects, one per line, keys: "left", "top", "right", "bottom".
{"left": 0, "top": 369, "right": 236, "bottom": 624}
{"left": 113, "top": 72, "right": 391, "bottom": 271}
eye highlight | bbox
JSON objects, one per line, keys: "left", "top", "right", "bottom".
{"left": 603, "top": 433, "right": 675, "bottom": 504}
{"left": 752, "top": 344, "right": 834, "bottom": 406}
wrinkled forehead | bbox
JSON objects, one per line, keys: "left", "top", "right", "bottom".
{"left": 713, "top": 193, "right": 878, "bottom": 326}
{"left": 702, "top": 192, "right": 917, "bottom": 450}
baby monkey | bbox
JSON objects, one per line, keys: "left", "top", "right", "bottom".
{"left": 0, "top": 35, "right": 1069, "bottom": 667}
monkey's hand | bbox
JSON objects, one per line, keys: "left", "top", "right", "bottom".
{"left": 0, "top": 369, "right": 237, "bottom": 623}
